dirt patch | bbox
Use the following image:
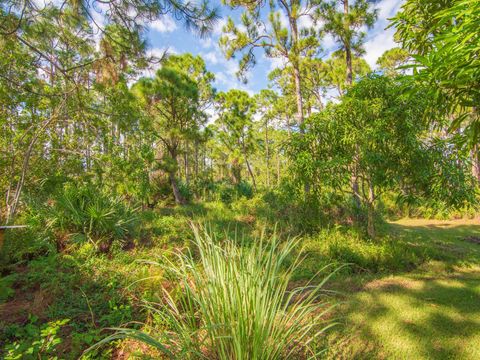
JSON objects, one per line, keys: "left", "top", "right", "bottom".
{"left": 112, "top": 338, "right": 163, "bottom": 359}
{"left": 392, "top": 218, "right": 480, "bottom": 228}
{"left": 0, "top": 286, "right": 53, "bottom": 324}
{"left": 235, "top": 214, "right": 256, "bottom": 225}
{"left": 364, "top": 278, "right": 423, "bottom": 292}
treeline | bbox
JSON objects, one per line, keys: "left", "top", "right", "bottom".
{"left": 1, "top": 0, "right": 479, "bottom": 240}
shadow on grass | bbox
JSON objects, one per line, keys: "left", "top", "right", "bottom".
{"left": 332, "top": 270, "right": 480, "bottom": 360}
{"left": 387, "top": 222, "right": 480, "bottom": 268}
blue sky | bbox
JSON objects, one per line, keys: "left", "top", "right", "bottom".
{"left": 144, "top": 0, "right": 404, "bottom": 94}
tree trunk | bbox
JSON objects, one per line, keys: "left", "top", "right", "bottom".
{"left": 344, "top": 0, "right": 353, "bottom": 86}
{"left": 245, "top": 158, "right": 256, "bottom": 190}
{"left": 184, "top": 142, "right": 189, "bottom": 185}
{"left": 231, "top": 157, "right": 242, "bottom": 184}
{"left": 243, "top": 147, "right": 257, "bottom": 191}
{"left": 345, "top": 47, "right": 353, "bottom": 86}
{"left": 166, "top": 147, "right": 187, "bottom": 205}
{"left": 289, "top": 14, "right": 304, "bottom": 131}
{"left": 290, "top": 18, "right": 310, "bottom": 195}
{"left": 366, "top": 180, "right": 376, "bottom": 238}
{"left": 194, "top": 139, "right": 199, "bottom": 179}
{"left": 293, "top": 62, "right": 310, "bottom": 195}
{"left": 343, "top": 0, "right": 360, "bottom": 209}
{"left": 169, "top": 171, "right": 186, "bottom": 205}
{"left": 292, "top": 64, "right": 305, "bottom": 131}
{"left": 472, "top": 144, "right": 480, "bottom": 183}
{"left": 351, "top": 144, "right": 361, "bottom": 209}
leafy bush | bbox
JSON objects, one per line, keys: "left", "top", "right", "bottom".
{"left": 0, "top": 247, "right": 144, "bottom": 359}
{"left": 217, "top": 181, "right": 236, "bottom": 204}
{"left": 261, "top": 186, "right": 337, "bottom": 235}
{"left": 190, "top": 177, "right": 216, "bottom": 200}
{"left": 380, "top": 192, "right": 479, "bottom": 220}
{"left": 177, "top": 180, "right": 193, "bottom": 203}
{"left": 45, "top": 183, "right": 138, "bottom": 251}
{"left": 231, "top": 195, "right": 267, "bottom": 217}
{"left": 3, "top": 317, "right": 70, "bottom": 360}
{"left": 0, "top": 273, "right": 17, "bottom": 302}
{"left": 0, "top": 224, "right": 55, "bottom": 267}
{"left": 93, "top": 226, "right": 335, "bottom": 359}
{"left": 235, "top": 180, "right": 253, "bottom": 199}
{"left": 217, "top": 180, "right": 253, "bottom": 204}
{"left": 324, "top": 233, "right": 420, "bottom": 273}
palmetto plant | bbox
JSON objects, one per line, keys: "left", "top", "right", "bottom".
{"left": 46, "top": 183, "right": 137, "bottom": 250}
{"left": 92, "top": 226, "right": 336, "bottom": 359}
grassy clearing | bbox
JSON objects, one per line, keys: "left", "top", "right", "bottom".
{"left": 326, "top": 219, "right": 480, "bottom": 360}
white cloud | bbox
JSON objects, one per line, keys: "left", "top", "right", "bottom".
{"left": 323, "top": 34, "right": 337, "bottom": 53}
{"left": 86, "top": 2, "right": 110, "bottom": 50}
{"left": 205, "top": 106, "right": 218, "bottom": 124}
{"left": 135, "top": 46, "right": 178, "bottom": 80}
{"left": 265, "top": 55, "right": 287, "bottom": 72}
{"left": 377, "top": 0, "right": 403, "bottom": 20}
{"left": 215, "top": 71, "right": 230, "bottom": 85}
{"left": 215, "top": 70, "right": 254, "bottom": 95}
{"left": 147, "top": 46, "right": 178, "bottom": 58}
{"left": 31, "top": 0, "right": 65, "bottom": 7}
{"left": 201, "top": 37, "right": 215, "bottom": 49}
{"left": 150, "top": 15, "right": 178, "bottom": 33}
{"left": 364, "top": 27, "right": 397, "bottom": 68}
{"left": 362, "top": 0, "right": 404, "bottom": 69}
{"left": 203, "top": 51, "right": 220, "bottom": 64}
{"left": 298, "top": 14, "right": 313, "bottom": 29}
{"left": 278, "top": 11, "right": 289, "bottom": 28}
{"left": 135, "top": 47, "right": 177, "bottom": 80}
{"left": 298, "top": 13, "right": 324, "bottom": 31}
{"left": 213, "top": 18, "right": 227, "bottom": 35}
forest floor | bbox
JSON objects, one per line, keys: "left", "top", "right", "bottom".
{"left": 326, "top": 219, "right": 480, "bottom": 360}
{"left": 1, "top": 212, "right": 480, "bottom": 359}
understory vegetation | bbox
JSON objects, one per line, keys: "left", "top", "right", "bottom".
{"left": 1, "top": 0, "right": 480, "bottom": 358}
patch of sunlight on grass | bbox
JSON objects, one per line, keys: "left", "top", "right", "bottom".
{"left": 343, "top": 274, "right": 480, "bottom": 360}
{"left": 328, "top": 219, "right": 480, "bottom": 359}
{"left": 388, "top": 218, "right": 480, "bottom": 269}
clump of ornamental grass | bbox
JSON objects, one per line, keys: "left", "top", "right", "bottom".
{"left": 91, "top": 225, "right": 336, "bottom": 359}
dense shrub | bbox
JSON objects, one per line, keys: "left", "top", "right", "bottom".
{"left": 0, "top": 224, "right": 55, "bottom": 266}
{"left": 261, "top": 185, "right": 341, "bottom": 235}
{"left": 45, "top": 183, "right": 138, "bottom": 252}
{"left": 177, "top": 180, "right": 193, "bottom": 203}
{"left": 380, "top": 192, "right": 479, "bottom": 220}
{"left": 3, "top": 318, "right": 70, "bottom": 359}
{"left": 217, "top": 180, "right": 254, "bottom": 204}
{"left": 0, "top": 247, "right": 146, "bottom": 359}
{"left": 189, "top": 177, "right": 216, "bottom": 200}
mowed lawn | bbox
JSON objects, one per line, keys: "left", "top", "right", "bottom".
{"left": 327, "top": 219, "right": 480, "bottom": 360}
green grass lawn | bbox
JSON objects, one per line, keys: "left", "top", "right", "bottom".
{"left": 326, "top": 219, "right": 480, "bottom": 360}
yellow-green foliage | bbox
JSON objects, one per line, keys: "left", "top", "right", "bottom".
{"left": 91, "top": 226, "right": 336, "bottom": 359}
